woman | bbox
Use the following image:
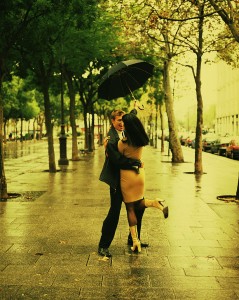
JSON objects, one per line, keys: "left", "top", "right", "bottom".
{"left": 118, "top": 113, "right": 168, "bottom": 253}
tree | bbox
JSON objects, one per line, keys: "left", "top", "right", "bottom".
{"left": 171, "top": 0, "right": 230, "bottom": 174}
{"left": 3, "top": 76, "right": 40, "bottom": 141}
{"left": 118, "top": 0, "right": 231, "bottom": 173}
{"left": 0, "top": 1, "right": 49, "bottom": 197}
{"left": 53, "top": 0, "right": 99, "bottom": 159}
{"left": 148, "top": 68, "right": 165, "bottom": 151}
{"left": 54, "top": 1, "right": 121, "bottom": 158}
{"left": 106, "top": 0, "right": 185, "bottom": 162}
{"left": 18, "top": 1, "right": 99, "bottom": 171}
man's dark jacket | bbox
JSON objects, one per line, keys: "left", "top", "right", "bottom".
{"left": 99, "top": 126, "right": 141, "bottom": 189}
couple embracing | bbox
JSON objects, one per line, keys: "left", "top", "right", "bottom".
{"left": 98, "top": 109, "right": 168, "bottom": 258}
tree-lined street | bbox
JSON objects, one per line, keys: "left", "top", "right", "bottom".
{"left": 0, "top": 2, "right": 239, "bottom": 296}
{"left": 1, "top": 1, "right": 239, "bottom": 198}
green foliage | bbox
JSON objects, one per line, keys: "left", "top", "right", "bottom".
{"left": 0, "top": 0, "right": 53, "bottom": 81}
{"left": 2, "top": 76, "right": 40, "bottom": 121}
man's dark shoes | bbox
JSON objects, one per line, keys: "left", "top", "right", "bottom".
{"left": 127, "top": 239, "right": 149, "bottom": 248}
{"left": 140, "top": 241, "right": 149, "bottom": 248}
{"left": 98, "top": 247, "right": 112, "bottom": 258}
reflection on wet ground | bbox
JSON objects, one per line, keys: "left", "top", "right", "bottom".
{"left": 3, "top": 140, "right": 43, "bottom": 159}
{"left": 0, "top": 140, "right": 238, "bottom": 299}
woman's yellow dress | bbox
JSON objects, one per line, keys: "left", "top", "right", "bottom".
{"left": 118, "top": 140, "right": 145, "bottom": 203}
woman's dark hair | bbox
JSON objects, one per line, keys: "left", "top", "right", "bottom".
{"left": 122, "top": 113, "right": 149, "bottom": 147}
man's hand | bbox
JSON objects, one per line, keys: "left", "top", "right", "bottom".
{"left": 103, "top": 136, "right": 110, "bottom": 149}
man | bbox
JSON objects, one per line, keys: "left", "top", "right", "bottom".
{"left": 98, "top": 109, "right": 148, "bottom": 258}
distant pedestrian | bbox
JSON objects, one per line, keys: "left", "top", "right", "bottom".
{"left": 118, "top": 112, "right": 168, "bottom": 253}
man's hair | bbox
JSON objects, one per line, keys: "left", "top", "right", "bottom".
{"left": 110, "top": 109, "right": 125, "bottom": 120}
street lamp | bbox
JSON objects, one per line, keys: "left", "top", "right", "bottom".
{"left": 58, "top": 63, "right": 69, "bottom": 167}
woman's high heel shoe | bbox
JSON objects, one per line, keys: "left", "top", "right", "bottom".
{"left": 131, "top": 238, "right": 141, "bottom": 252}
{"left": 130, "top": 225, "right": 141, "bottom": 252}
{"left": 161, "top": 203, "right": 169, "bottom": 219}
{"left": 144, "top": 198, "right": 169, "bottom": 219}
{"left": 157, "top": 200, "right": 169, "bottom": 218}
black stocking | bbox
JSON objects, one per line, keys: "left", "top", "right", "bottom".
{"left": 125, "top": 199, "right": 145, "bottom": 227}
{"left": 125, "top": 202, "right": 137, "bottom": 227}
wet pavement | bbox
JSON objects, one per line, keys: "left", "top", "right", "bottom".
{"left": 0, "top": 139, "right": 239, "bottom": 299}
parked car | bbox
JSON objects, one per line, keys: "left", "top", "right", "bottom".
{"left": 211, "top": 136, "right": 231, "bottom": 156}
{"left": 225, "top": 138, "right": 239, "bottom": 160}
{"left": 179, "top": 133, "right": 189, "bottom": 146}
{"left": 202, "top": 134, "right": 219, "bottom": 152}
{"left": 185, "top": 135, "right": 195, "bottom": 148}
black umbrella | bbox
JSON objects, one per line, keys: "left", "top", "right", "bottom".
{"left": 98, "top": 59, "right": 154, "bottom": 100}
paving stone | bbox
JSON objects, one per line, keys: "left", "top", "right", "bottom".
{"left": 216, "top": 257, "right": 239, "bottom": 269}
{"left": 80, "top": 286, "right": 175, "bottom": 299}
{"left": 111, "top": 254, "right": 170, "bottom": 269}
{"left": 217, "top": 277, "right": 239, "bottom": 289}
{"left": 147, "top": 245, "right": 194, "bottom": 256}
{"left": 102, "top": 274, "right": 150, "bottom": 287}
{"left": 0, "top": 272, "right": 56, "bottom": 286}
{"left": 130, "top": 266, "right": 184, "bottom": 276}
{"left": 0, "top": 244, "right": 13, "bottom": 253}
{"left": 191, "top": 246, "right": 239, "bottom": 257}
{"left": 0, "top": 253, "right": 39, "bottom": 265}
{"left": 169, "top": 239, "right": 221, "bottom": 247}
{"left": 174, "top": 288, "right": 238, "bottom": 299}
{"left": 15, "top": 286, "right": 81, "bottom": 299}
{"left": 0, "top": 285, "right": 20, "bottom": 299}
{"left": 184, "top": 267, "right": 239, "bottom": 277}
{"left": 52, "top": 273, "right": 102, "bottom": 288}
{"left": 168, "top": 256, "right": 222, "bottom": 269}
{"left": 35, "top": 253, "right": 90, "bottom": 266}
{"left": 150, "top": 275, "right": 221, "bottom": 289}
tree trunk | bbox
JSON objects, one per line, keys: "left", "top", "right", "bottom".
{"left": 163, "top": 59, "right": 184, "bottom": 162}
{"left": 0, "top": 77, "right": 8, "bottom": 198}
{"left": 42, "top": 78, "right": 56, "bottom": 173}
{"left": 3, "top": 121, "right": 7, "bottom": 143}
{"left": 154, "top": 104, "right": 158, "bottom": 148}
{"left": 90, "top": 105, "right": 95, "bottom": 152}
{"left": 194, "top": 73, "right": 203, "bottom": 174}
{"left": 194, "top": 4, "right": 204, "bottom": 175}
{"left": 236, "top": 176, "right": 239, "bottom": 200}
{"left": 64, "top": 69, "right": 80, "bottom": 161}
{"left": 78, "top": 84, "right": 88, "bottom": 150}
{"left": 159, "top": 104, "right": 165, "bottom": 153}
{"left": 20, "top": 117, "right": 23, "bottom": 142}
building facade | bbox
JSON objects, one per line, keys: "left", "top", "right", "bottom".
{"left": 216, "top": 61, "right": 239, "bottom": 136}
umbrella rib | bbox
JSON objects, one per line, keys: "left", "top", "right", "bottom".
{"left": 129, "top": 66, "right": 153, "bottom": 76}
{"left": 122, "top": 70, "right": 149, "bottom": 88}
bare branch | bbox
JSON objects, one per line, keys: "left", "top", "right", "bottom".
{"left": 208, "top": 0, "right": 239, "bottom": 42}
{"left": 144, "top": 2, "right": 219, "bottom": 22}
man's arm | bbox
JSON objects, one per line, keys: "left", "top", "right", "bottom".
{"left": 106, "top": 141, "right": 141, "bottom": 170}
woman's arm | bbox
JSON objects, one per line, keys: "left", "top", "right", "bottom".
{"left": 106, "top": 141, "right": 141, "bottom": 170}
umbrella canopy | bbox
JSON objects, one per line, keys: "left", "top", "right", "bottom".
{"left": 98, "top": 59, "right": 154, "bottom": 100}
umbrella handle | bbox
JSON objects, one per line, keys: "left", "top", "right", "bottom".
{"left": 134, "top": 100, "right": 144, "bottom": 110}
{"left": 126, "top": 84, "right": 144, "bottom": 110}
